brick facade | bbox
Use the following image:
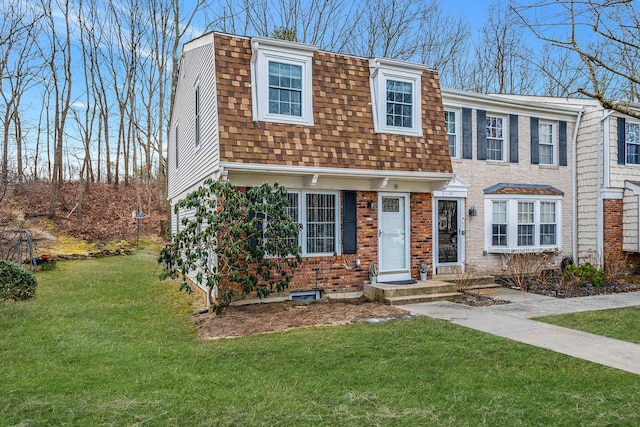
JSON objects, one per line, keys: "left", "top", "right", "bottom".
{"left": 604, "top": 198, "right": 640, "bottom": 269}
{"left": 603, "top": 199, "right": 623, "bottom": 264}
{"left": 286, "top": 190, "right": 433, "bottom": 295}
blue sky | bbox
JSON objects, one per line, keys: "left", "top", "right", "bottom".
{"left": 448, "top": 0, "right": 490, "bottom": 30}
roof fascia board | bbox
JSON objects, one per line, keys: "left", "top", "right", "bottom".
{"left": 442, "top": 89, "right": 583, "bottom": 120}
{"left": 183, "top": 32, "right": 215, "bottom": 53}
{"left": 220, "top": 162, "right": 455, "bottom": 182}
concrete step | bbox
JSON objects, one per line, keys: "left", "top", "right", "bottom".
{"left": 364, "top": 281, "right": 464, "bottom": 305}
{"left": 432, "top": 274, "right": 497, "bottom": 287}
{"left": 385, "top": 292, "right": 464, "bottom": 305}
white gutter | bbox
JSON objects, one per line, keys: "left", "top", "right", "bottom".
{"left": 597, "top": 109, "right": 616, "bottom": 267}
{"left": 571, "top": 110, "right": 583, "bottom": 264}
{"left": 219, "top": 162, "right": 456, "bottom": 182}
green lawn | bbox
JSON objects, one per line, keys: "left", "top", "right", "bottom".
{"left": 537, "top": 306, "right": 640, "bottom": 344}
{"left": 2, "top": 248, "right": 639, "bottom": 426}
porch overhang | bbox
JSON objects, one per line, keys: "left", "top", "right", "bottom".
{"left": 219, "top": 162, "right": 455, "bottom": 193}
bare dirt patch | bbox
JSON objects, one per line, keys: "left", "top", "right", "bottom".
{"left": 195, "top": 298, "right": 412, "bottom": 339}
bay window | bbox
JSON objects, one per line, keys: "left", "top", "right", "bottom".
{"left": 485, "top": 197, "right": 561, "bottom": 252}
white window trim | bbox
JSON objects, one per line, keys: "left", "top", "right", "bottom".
{"left": 626, "top": 120, "right": 640, "bottom": 165}
{"left": 539, "top": 121, "right": 556, "bottom": 166}
{"left": 370, "top": 59, "right": 423, "bottom": 137}
{"left": 484, "top": 195, "right": 562, "bottom": 253}
{"left": 444, "top": 109, "right": 460, "bottom": 159}
{"left": 251, "top": 38, "right": 315, "bottom": 126}
{"left": 287, "top": 190, "right": 340, "bottom": 257}
{"left": 485, "top": 114, "right": 506, "bottom": 162}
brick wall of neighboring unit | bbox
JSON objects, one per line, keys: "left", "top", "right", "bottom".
{"left": 603, "top": 198, "right": 623, "bottom": 264}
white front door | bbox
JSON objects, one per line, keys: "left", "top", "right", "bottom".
{"left": 378, "top": 193, "right": 411, "bottom": 282}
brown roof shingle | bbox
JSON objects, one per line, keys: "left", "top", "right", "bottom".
{"left": 214, "top": 33, "right": 452, "bottom": 174}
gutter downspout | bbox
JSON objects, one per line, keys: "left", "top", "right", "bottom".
{"left": 571, "top": 110, "right": 583, "bottom": 264}
{"left": 597, "top": 109, "right": 616, "bottom": 267}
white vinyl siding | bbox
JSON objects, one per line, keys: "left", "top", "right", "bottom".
{"left": 167, "top": 33, "right": 220, "bottom": 201}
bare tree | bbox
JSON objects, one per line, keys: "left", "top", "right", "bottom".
{"left": 0, "top": 3, "right": 42, "bottom": 184}
{"left": 38, "top": 0, "right": 74, "bottom": 218}
{"left": 513, "top": 0, "right": 640, "bottom": 118}
{"left": 463, "top": 1, "right": 534, "bottom": 94}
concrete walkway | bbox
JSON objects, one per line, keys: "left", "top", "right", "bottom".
{"left": 397, "top": 289, "right": 640, "bottom": 375}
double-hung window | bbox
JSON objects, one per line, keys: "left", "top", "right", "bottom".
{"left": 269, "top": 62, "right": 302, "bottom": 117}
{"left": 626, "top": 121, "right": 640, "bottom": 165}
{"left": 174, "top": 125, "right": 179, "bottom": 169}
{"left": 485, "top": 115, "right": 504, "bottom": 161}
{"left": 445, "top": 110, "right": 458, "bottom": 158}
{"left": 517, "top": 202, "right": 535, "bottom": 246}
{"left": 485, "top": 197, "right": 561, "bottom": 252}
{"left": 539, "top": 122, "right": 555, "bottom": 165}
{"left": 282, "top": 190, "right": 339, "bottom": 256}
{"left": 195, "top": 85, "right": 200, "bottom": 147}
{"left": 251, "top": 37, "right": 315, "bottom": 125}
{"left": 492, "top": 201, "right": 507, "bottom": 247}
{"left": 539, "top": 202, "right": 557, "bottom": 245}
{"left": 386, "top": 80, "right": 413, "bottom": 128}
{"left": 370, "top": 59, "right": 424, "bottom": 136}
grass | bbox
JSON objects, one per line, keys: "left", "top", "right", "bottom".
{"left": 1, "top": 248, "right": 640, "bottom": 426}
{"left": 537, "top": 306, "right": 640, "bottom": 344}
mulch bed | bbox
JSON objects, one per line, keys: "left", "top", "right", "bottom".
{"left": 195, "top": 297, "right": 412, "bottom": 340}
{"left": 518, "top": 280, "right": 640, "bottom": 298}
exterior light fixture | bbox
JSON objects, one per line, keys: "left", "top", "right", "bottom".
{"left": 468, "top": 206, "right": 477, "bottom": 217}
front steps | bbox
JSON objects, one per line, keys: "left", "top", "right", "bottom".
{"left": 364, "top": 280, "right": 463, "bottom": 305}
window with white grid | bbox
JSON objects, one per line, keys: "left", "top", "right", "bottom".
{"left": 445, "top": 110, "right": 458, "bottom": 158}
{"left": 485, "top": 197, "right": 561, "bottom": 252}
{"left": 626, "top": 121, "right": 640, "bottom": 165}
{"left": 517, "top": 202, "right": 535, "bottom": 246}
{"left": 492, "top": 201, "right": 507, "bottom": 247}
{"left": 306, "top": 193, "right": 336, "bottom": 255}
{"left": 485, "top": 115, "right": 504, "bottom": 161}
{"left": 540, "top": 202, "right": 557, "bottom": 245}
{"left": 539, "top": 122, "right": 555, "bottom": 165}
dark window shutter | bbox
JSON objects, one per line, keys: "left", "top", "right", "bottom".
{"left": 342, "top": 191, "right": 357, "bottom": 254}
{"left": 477, "top": 109, "right": 487, "bottom": 160}
{"left": 247, "top": 187, "right": 260, "bottom": 251}
{"left": 618, "top": 117, "right": 626, "bottom": 165}
{"left": 559, "top": 120, "right": 568, "bottom": 166}
{"left": 530, "top": 117, "right": 539, "bottom": 165}
{"left": 509, "top": 114, "right": 519, "bottom": 163}
{"left": 462, "top": 108, "right": 473, "bottom": 159}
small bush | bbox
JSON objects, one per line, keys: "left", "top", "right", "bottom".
{"left": 0, "top": 260, "right": 38, "bottom": 301}
{"left": 563, "top": 262, "right": 604, "bottom": 287}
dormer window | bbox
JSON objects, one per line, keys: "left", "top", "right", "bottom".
{"left": 251, "top": 37, "right": 316, "bottom": 126}
{"left": 268, "top": 62, "right": 302, "bottom": 116}
{"left": 370, "top": 58, "right": 424, "bottom": 136}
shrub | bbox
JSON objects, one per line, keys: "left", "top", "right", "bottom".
{"left": 0, "top": 260, "right": 38, "bottom": 301}
{"left": 563, "top": 262, "right": 604, "bottom": 287}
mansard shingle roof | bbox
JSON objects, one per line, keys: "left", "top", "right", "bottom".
{"left": 214, "top": 33, "right": 452, "bottom": 174}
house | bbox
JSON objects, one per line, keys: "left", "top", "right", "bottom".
{"left": 492, "top": 96, "right": 640, "bottom": 270}
{"left": 167, "top": 32, "right": 455, "bottom": 300}
{"left": 436, "top": 89, "right": 583, "bottom": 275}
